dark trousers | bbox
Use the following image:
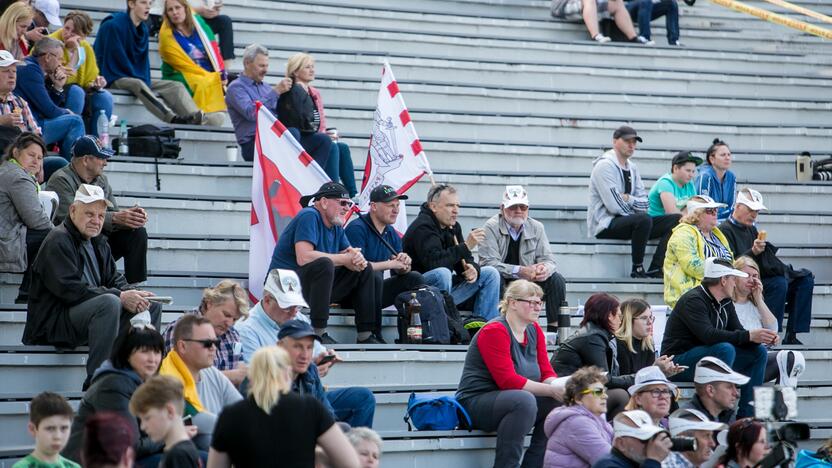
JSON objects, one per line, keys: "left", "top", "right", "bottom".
{"left": 762, "top": 272, "right": 814, "bottom": 333}
{"left": 290, "top": 130, "right": 332, "bottom": 169}
{"left": 503, "top": 272, "right": 566, "bottom": 332}
{"left": 296, "top": 257, "right": 381, "bottom": 333}
{"left": 203, "top": 15, "right": 235, "bottom": 60}
{"left": 106, "top": 228, "right": 148, "bottom": 284}
{"left": 241, "top": 128, "right": 300, "bottom": 162}
{"left": 461, "top": 390, "right": 560, "bottom": 468}
{"left": 627, "top": 0, "right": 680, "bottom": 43}
{"left": 18, "top": 227, "right": 51, "bottom": 298}
{"left": 379, "top": 271, "right": 425, "bottom": 308}
{"left": 597, "top": 213, "right": 681, "bottom": 271}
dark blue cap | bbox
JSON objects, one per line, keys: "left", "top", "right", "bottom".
{"left": 71, "top": 135, "right": 114, "bottom": 160}
{"left": 277, "top": 319, "right": 321, "bottom": 342}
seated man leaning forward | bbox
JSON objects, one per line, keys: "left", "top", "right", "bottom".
{"left": 479, "top": 185, "right": 566, "bottom": 332}
{"left": 268, "top": 182, "right": 383, "bottom": 345}
{"left": 661, "top": 258, "right": 775, "bottom": 418}
{"left": 22, "top": 184, "right": 162, "bottom": 388}
{"left": 402, "top": 183, "right": 500, "bottom": 319}
{"left": 278, "top": 319, "right": 375, "bottom": 428}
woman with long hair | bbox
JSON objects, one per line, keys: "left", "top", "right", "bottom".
{"left": 615, "top": 298, "right": 683, "bottom": 377}
{"left": 0, "top": 2, "right": 32, "bottom": 59}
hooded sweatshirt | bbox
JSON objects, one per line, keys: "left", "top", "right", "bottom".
{"left": 587, "top": 149, "right": 649, "bottom": 238}
{"left": 543, "top": 404, "right": 613, "bottom": 468}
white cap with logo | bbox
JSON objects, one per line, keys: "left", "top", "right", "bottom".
{"left": 501, "top": 185, "right": 529, "bottom": 209}
{"left": 668, "top": 408, "right": 727, "bottom": 437}
{"left": 736, "top": 188, "right": 767, "bottom": 211}
{"left": 263, "top": 269, "right": 308, "bottom": 309}
{"left": 613, "top": 410, "right": 668, "bottom": 441}
{"left": 74, "top": 184, "right": 114, "bottom": 207}
{"left": 694, "top": 356, "right": 750, "bottom": 385}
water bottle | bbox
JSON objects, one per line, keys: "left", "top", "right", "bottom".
{"left": 406, "top": 293, "right": 423, "bottom": 344}
{"left": 96, "top": 110, "right": 109, "bottom": 148}
{"left": 118, "top": 120, "right": 129, "bottom": 156}
{"left": 557, "top": 301, "right": 571, "bottom": 345}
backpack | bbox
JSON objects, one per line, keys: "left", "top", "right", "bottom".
{"left": 113, "top": 124, "right": 181, "bottom": 159}
{"left": 394, "top": 286, "right": 452, "bottom": 344}
{"left": 403, "top": 393, "right": 472, "bottom": 431}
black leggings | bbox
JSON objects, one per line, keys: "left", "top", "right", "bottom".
{"left": 597, "top": 213, "right": 681, "bottom": 270}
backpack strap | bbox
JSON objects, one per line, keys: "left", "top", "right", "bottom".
{"left": 443, "top": 396, "right": 473, "bottom": 431}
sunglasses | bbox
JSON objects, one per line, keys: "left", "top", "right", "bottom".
{"left": 703, "top": 208, "right": 718, "bottom": 215}
{"left": 183, "top": 338, "right": 221, "bottom": 349}
{"left": 325, "top": 197, "right": 354, "bottom": 208}
{"left": 580, "top": 387, "right": 607, "bottom": 397}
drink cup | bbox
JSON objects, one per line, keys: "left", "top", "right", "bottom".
{"left": 226, "top": 145, "right": 238, "bottom": 162}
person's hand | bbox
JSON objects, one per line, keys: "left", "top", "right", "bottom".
{"left": 316, "top": 350, "right": 342, "bottom": 378}
{"left": 64, "top": 34, "right": 80, "bottom": 50}
{"left": 0, "top": 112, "right": 22, "bottom": 128}
{"left": 549, "top": 383, "right": 565, "bottom": 401}
{"left": 532, "top": 263, "right": 550, "bottom": 281}
{"left": 749, "top": 328, "right": 779, "bottom": 346}
{"left": 517, "top": 265, "right": 537, "bottom": 281}
{"left": 751, "top": 238, "right": 766, "bottom": 256}
{"left": 120, "top": 290, "right": 153, "bottom": 313}
{"left": 388, "top": 256, "right": 409, "bottom": 273}
{"left": 223, "top": 364, "right": 247, "bottom": 386}
{"left": 51, "top": 70, "right": 68, "bottom": 90}
{"left": 24, "top": 27, "right": 47, "bottom": 43}
{"left": 463, "top": 263, "right": 478, "bottom": 283}
{"left": 621, "top": 193, "right": 631, "bottom": 202}
{"left": 274, "top": 78, "right": 292, "bottom": 95}
{"left": 185, "top": 425, "right": 198, "bottom": 439}
{"left": 112, "top": 208, "right": 147, "bottom": 229}
{"left": 343, "top": 248, "right": 367, "bottom": 272}
{"left": 645, "top": 432, "right": 673, "bottom": 462}
{"left": 465, "top": 228, "right": 485, "bottom": 250}
{"left": 395, "top": 252, "right": 412, "bottom": 268}
{"left": 655, "top": 355, "right": 685, "bottom": 377}
{"left": 91, "top": 75, "right": 107, "bottom": 90}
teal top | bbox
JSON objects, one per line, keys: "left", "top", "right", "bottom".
{"left": 648, "top": 173, "right": 696, "bottom": 217}
{"left": 12, "top": 454, "right": 80, "bottom": 468}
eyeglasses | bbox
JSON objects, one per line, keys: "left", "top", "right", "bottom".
{"left": 580, "top": 387, "right": 607, "bottom": 397}
{"left": 635, "top": 315, "right": 655, "bottom": 324}
{"left": 639, "top": 388, "right": 674, "bottom": 398}
{"left": 183, "top": 338, "right": 221, "bottom": 349}
{"left": 703, "top": 208, "right": 718, "bottom": 215}
{"left": 514, "top": 298, "right": 543, "bottom": 308}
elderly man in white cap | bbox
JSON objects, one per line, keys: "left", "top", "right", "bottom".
{"left": 22, "top": 184, "right": 161, "bottom": 389}
{"left": 594, "top": 409, "right": 673, "bottom": 467}
{"left": 479, "top": 185, "right": 566, "bottom": 332}
{"left": 682, "top": 356, "right": 750, "bottom": 425}
{"left": 660, "top": 258, "right": 775, "bottom": 418}
{"left": 719, "top": 187, "right": 814, "bottom": 345}
{"left": 662, "top": 408, "right": 726, "bottom": 467}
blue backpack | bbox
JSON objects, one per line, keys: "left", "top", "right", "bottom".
{"left": 403, "top": 393, "right": 472, "bottom": 431}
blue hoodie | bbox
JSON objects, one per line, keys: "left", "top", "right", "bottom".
{"left": 93, "top": 12, "right": 151, "bottom": 86}
{"left": 694, "top": 164, "right": 736, "bottom": 222}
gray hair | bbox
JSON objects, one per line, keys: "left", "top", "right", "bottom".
{"left": 426, "top": 184, "right": 456, "bottom": 203}
{"left": 346, "top": 427, "right": 382, "bottom": 451}
{"left": 242, "top": 43, "right": 268, "bottom": 65}
{"left": 32, "top": 37, "right": 63, "bottom": 56}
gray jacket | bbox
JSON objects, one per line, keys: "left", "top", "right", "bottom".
{"left": 0, "top": 161, "right": 51, "bottom": 272}
{"left": 587, "top": 149, "right": 649, "bottom": 237}
{"left": 45, "top": 163, "right": 120, "bottom": 232}
{"left": 479, "top": 213, "right": 557, "bottom": 279}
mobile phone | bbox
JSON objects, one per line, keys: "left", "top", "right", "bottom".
{"left": 318, "top": 354, "right": 337, "bottom": 366}
{"left": 182, "top": 415, "right": 193, "bottom": 426}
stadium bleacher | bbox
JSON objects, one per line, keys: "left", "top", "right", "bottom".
{"left": 1, "top": 0, "right": 831, "bottom": 466}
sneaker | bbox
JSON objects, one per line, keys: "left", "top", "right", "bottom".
{"left": 669, "top": 40, "right": 683, "bottom": 46}
{"left": 593, "top": 34, "right": 611, "bottom": 44}
{"left": 630, "top": 265, "right": 649, "bottom": 278}
{"left": 782, "top": 331, "right": 803, "bottom": 345}
{"left": 776, "top": 350, "right": 805, "bottom": 387}
{"left": 171, "top": 110, "right": 204, "bottom": 125}
{"left": 373, "top": 333, "right": 388, "bottom": 344}
{"left": 633, "top": 36, "right": 655, "bottom": 45}
{"left": 320, "top": 333, "right": 338, "bottom": 345}
{"left": 357, "top": 335, "right": 384, "bottom": 345}
{"left": 646, "top": 268, "right": 663, "bottom": 279}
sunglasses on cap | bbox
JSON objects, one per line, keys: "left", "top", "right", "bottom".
{"left": 183, "top": 338, "right": 221, "bottom": 349}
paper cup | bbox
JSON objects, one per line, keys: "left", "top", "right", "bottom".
{"left": 226, "top": 145, "right": 238, "bottom": 162}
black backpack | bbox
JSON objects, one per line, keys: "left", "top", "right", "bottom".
{"left": 394, "top": 286, "right": 452, "bottom": 344}
{"left": 113, "top": 124, "right": 181, "bottom": 159}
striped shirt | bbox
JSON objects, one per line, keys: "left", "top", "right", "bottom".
{"left": 0, "top": 93, "right": 41, "bottom": 135}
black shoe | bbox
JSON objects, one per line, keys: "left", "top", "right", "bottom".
{"left": 320, "top": 333, "right": 338, "bottom": 345}
{"left": 14, "top": 293, "right": 28, "bottom": 304}
{"left": 782, "top": 332, "right": 803, "bottom": 345}
{"left": 646, "top": 268, "right": 663, "bottom": 279}
{"left": 630, "top": 265, "right": 649, "bottom": 278}
{"left": 373, "top": 333, "right": 387, "bottom": 344}
{"left": 683, "top": 0, "right": 695, "bottom": 5}
{"left": 357, "top": 335, "right": 384, "bottom": 345}
{"left": 171, "top": 110, "right": 204, "bottom": 125}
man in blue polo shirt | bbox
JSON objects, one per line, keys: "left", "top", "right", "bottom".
{"left": 269, "top": 182, "right": 383, "bottom": 345}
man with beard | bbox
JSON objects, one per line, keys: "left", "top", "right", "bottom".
{"left": 269, "top": 182, "right": 383, "bottom": 345}
{"left": 479, "top": 185, "right": 566, "bottom": 332}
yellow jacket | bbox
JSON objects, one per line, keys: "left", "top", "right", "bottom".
{"left": 48, "top": 29, "right": 99, "bottom": 89}
{"left": 663, "top": 223, "right": 733, "bottom": 308}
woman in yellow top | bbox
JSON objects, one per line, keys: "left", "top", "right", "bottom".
{"left": 49, "top": 11, "right": 113, "bottom": 140}
{"left": 663, "top": 195, "right": 733, "bottom": 308}
{"left": 159, "top": 0, "right": 226, "bottom": 126}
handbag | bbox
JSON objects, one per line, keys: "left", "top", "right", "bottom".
{"left": 403, "top": 392, "right": 472, "bottom": 431}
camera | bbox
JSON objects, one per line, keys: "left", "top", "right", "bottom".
{"left": 753, "top": 386, "right": 810, "bottom": 468}
{"left": 670, "top": 436, "right": 697, "bottom": 452}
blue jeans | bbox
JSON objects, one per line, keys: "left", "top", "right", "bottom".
{"left": 326, "top": 386, "right": 376, "bottom": 428}
{"left": 324, "top": 141, "right": 357, "bottom": 196}
{"left": 627, "top": 0, "right": 680, "bottom": 43}
{"left": 66, "top": 85, "right": 114, "bottom": 139}
{"left": 421, "top": 266, "right": 501, "bottom": 320}
{"left": 671, "top": 342, "right": 766, "bottom": 418}
{"left": 763, "top": 273, "right": 813, "bottom": 333}
{"left": 41, "top": 113, "right": 85, "bottom": 160}
{"left": 43, "top": 156, "right": 68, "bottom": 183}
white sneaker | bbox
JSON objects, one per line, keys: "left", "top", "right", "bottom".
{"left": 776, "top": 350, "right": 805, "bottom": 387}
{"left": 593, "top": 34, "right": 611, "bottom": 43}
{"left": 670, "top": 40, "right": 683, "bottom": 46}
{"left": 635, "top": 35, "right": 655, "bottom": 45}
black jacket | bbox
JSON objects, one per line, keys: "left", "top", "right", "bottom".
{"left": 661, "top": 285, "right": 750, "bottom": 358}
{"left": 615, "top": 337, "right": 657, "bottom": 376}
{"left": 402, "top": 203, "right": 480, "bottom": 284}
{"left": 552, "top": 321, "right": 634, "bottom": 389}
{"left": 63, "top": 362, "right": 163, "bottom": 462}
{"left": 681, "top": 393, "right": 736, "bottom": 425}
{"left": 277, "top": 83, "right": 317, "bottom": 133}
{"left": 718, "top": 218, "right": 786, "bottom": 278}
{"left": 23, "top": 218, "right": 127, "bottom": 347}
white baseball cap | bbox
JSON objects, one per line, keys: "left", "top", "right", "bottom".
{"left": 694, "top": 356, "right": 750, "bottom": 385}
{"left": 74, "top": 184, "right": 113, "bottom": 207}
{"left": 263, "top": 269, "right": 308, "bottom": 309}
{"left": 33, "top": 0, "right": 61, "bottom": 26}
{"left": 736, "top": 188, "right": 767, "bottom": 211}
{"left": 686, "top": 195, "right": 727, "bottom": 212}
{"left": 501, "top": 185, "right": 529, "bottom": 209}
{"left": 703, "top": 257, "right": 748, "bottom": 280}
{"left": 613, "top": 410, "right": 668, "bottom": 441}
{"left": 628, "top": 366, "right": 677, "bottom": 395}
{"left": 668, "top": 408, "right": 727, "bottom": 437}
{"left": 0, "top": 50, "right": 23, "bottom": 68}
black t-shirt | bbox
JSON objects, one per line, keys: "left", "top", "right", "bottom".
{"left": 160, "top": 440, "right": 201, "bottom": 468}
{"left": 621, "top": 168, "right": 632, "bottom": 195}
{"left": 211, "top": 392, "right": 335, "bottom": 468}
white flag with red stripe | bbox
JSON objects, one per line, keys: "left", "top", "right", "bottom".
{"left": 248, "top": 103, "right": 330, "bottom": 300}
{"left": 356, "top": 62, "right": 432, "bottom": 233}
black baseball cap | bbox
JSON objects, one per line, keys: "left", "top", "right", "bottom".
{"left": 277, "top": 319, "right": 321, "bottom": 342}
{"left": 299, "top": 182, "right": 350, "bottom": 208}
{"left": 370, "top": 185, "right": 409, "bottom": 203}
{"left": 612, "top": 125, "right": 643, "bottom": 142}
{"left": 671, "top": 151, "right": 703, "bottom": 167}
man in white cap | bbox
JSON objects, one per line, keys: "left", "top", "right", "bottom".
{"left": 22, "top": 184, "right": 162, "bottom": 389}
{"left": 663, "top": 408, "right": 726, "bottom": 467}
{"left": 661, "top": 258, "right": 776, "bottom": 418}
{"left": 719, "top": 187, "right": 814, "bottom": 345}
{"left": 593, "top": 409, "right": 673, "bottom": 467}
{"left": 682, "top": 356, "right": 750, "bottom": 425}
{"left": 479, "top": 185, "right": 566, "bottom": 333}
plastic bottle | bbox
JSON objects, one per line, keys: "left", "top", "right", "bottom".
{"left": 118, "top": 120, "right": 129, "bottom": 156}
{"left": 406, "top": 293, "right": 422, "bottom": 344}
{"left": 96, "top": 110, "right": 109, "bottom": 148}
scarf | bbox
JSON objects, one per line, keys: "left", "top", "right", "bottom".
{"left": 159, "top": 350, "right": 205, "bottom": 413}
